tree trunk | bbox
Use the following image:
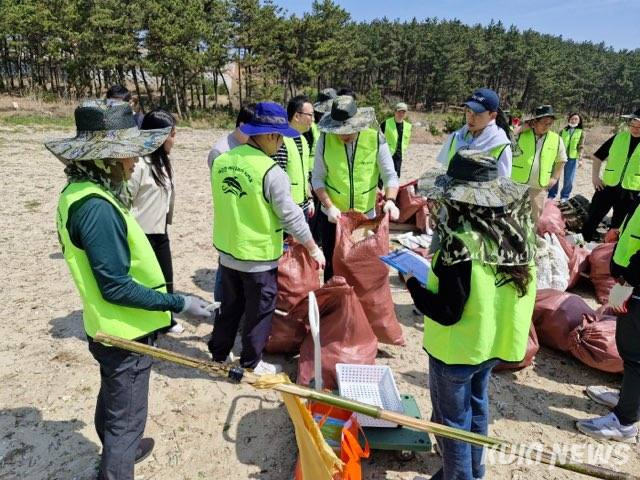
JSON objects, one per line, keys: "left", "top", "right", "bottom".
{"left": 202, "top": 73, "right": 207, "bottom": 110}
{"left": 218, "top": 67, "right": 232, "bottom": 114}
{"left": 131, "top": 67, "right": 144, "bottom": 112}
{"left": 140, "top": 67, "right": 153, "bottom": 108}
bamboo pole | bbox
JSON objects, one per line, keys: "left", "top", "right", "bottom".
{"left": 94, "top": 333, "right": 637, "bottom": 480}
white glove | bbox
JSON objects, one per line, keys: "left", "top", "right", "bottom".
{"left": 326, "top": 205, "right": 342, "bottom": 224}
{"left": 179, "top": 295, "right": 212, "bottom": 318}
{"left": 383, "top": 199, "right": 400, "bottom": 221}
{"left": 307, "top": 200, "right": 315, "bottom": 218}
{"left": 308, "top": 245, "right": 326, "bottom": 270}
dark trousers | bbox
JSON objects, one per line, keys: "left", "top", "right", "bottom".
{"left": 392, "top": 153, "right": 403, "bottom": 179}
{"left": 146, "top": 233, "right": 176, "bottom": 329}
{"left": 319, "top": 210, "right": 337, "bottom": 282}
{"left": 614, "top": 297, "right": 640, "bottom": 425}
{"left": 207, "top": 265, "right": 277, "bottom": 368}
{"left": 582, "top": 186, "right": 637, "bottom": 241}
{"left": 89, "top": 337, "right": 153, "bottom": 480}
{"left": 308, "top": 192, "right": 323, "bottom": 245}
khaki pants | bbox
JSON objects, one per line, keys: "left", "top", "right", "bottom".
{"left": 529, "top": 188, "right": 547, "bottom": 225}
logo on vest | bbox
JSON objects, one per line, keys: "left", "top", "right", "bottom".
{"left": 222, "top": 176, "right": 247, "bottom": 197}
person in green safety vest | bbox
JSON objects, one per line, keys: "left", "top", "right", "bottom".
{"left": 581, "top": 108, "right": 640, "bottom": 241}
{"left": 406, "top": 150, "right": 536, "bottom": 480}
{"left": 271, "top": 95, "right": 315, "bottom": 220}
{"left": 45, "top": 100, "right": 212, "bottom": 480}
{"left": 311, "top": 95, "right": 400, "bottom": 281}
{"left": 436, "top": 88, "right": 513, "bottom": 177}
{"left": 209, "top": 102, "right": 325, "bottom": 375}
{"left": 577, "top": 203, "right": 640, "bottom": 442}
{"left": 381, "top": 102, "right": 412, "bottom": 179}
{"left": 512, "top": 105, "right": 567, "bottom": 224}
{"left": 548, "top": 112, "right": 585, "bottom": 202}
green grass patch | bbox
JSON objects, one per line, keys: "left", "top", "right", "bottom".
{"left": 0, "top": 113, "right": 75, "bottom": 128}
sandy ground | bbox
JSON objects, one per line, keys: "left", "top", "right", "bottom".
{"left": 1, "top": 119, "right": 639, "bottom": 480}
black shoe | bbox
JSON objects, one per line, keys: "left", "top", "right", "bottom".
{"left": 135, "top": 437, "right": 155, "bottom": 464}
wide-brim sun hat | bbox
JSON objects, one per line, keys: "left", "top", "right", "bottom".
{"left": 525, "top": 104, "right": 556, "bottom": 122}
{"left": 621, "top": 108, "right": 640, "bottom": 121}
{"left": 44, "top": 100, "right": 172, "bottom": 164}
{"left": 239, "top": 101, "right": 300, "bottom": 137}
{"left": 314, "top": 88, "right": 338, "bottom": 113}
{"left": 417, "top": 150, "right": 529, "bottom": 208}
{"left": 317, "top": 95, "right": 376, "bottom": 135}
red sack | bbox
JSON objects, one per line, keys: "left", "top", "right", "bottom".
{"left": 532, "top": 289, "right": 595, "bottom": 351}
{"left": 537, "top": 200, "right": 566, "bottom": 237}
{"left": 568, "top": 314, "right": 623, "bottom": 373}
{"left": 394, "top": 181, "right": 428, "bottom": 224}
{"left": 297, "top": 277, "right": 378, "bottom": 389}
{"left": 333, "top": 212, "right": 405, "bottom": 345}
{"left": 416, "top": 204, "right": 430, "bottom": 232}
{"left": 494, "top": 324, "right": 539, "bottom": 371}
{"left": 556, "top": 235, "right": 590, "bottom": 289}
{"left": 276, "top": 239, "right": 321, "bottom": 311}
{"left": 265, "top": 310, "right": 308, "bottom": 354}
{"left": 588, "top": 243, "right": 616, "bottom": 304}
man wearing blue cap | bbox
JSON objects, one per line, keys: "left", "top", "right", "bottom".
{"left": 436, "top": 88, "right": 513, "bottom": 177}
{"left": 209, "top": 102, "right": 325, "bottom": 375}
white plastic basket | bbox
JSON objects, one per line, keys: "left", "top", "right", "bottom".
{"left": 335, "top": 363, "right": 404, "bottom": 428}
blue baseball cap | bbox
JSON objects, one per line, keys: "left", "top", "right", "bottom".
{"left": 463, "top": 88, "right": 499, "bottom": 113}
{"left": 239, "top": 102, "right": 299, "bottom": 137}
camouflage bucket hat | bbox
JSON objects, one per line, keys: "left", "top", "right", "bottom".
{"left": 317, "top": 95, "right": 376, "bottom": 134}
{"left": 44, "top": 100, "right": 171, "bottom": 164}
{"left": 313, "top": 88, "right": 337, "bottom": 114}
{"left": 417, "top": 150, "right": 529, "bottom": 208}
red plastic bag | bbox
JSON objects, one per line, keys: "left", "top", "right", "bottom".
{"left": 494, "top": 324, "right": 539, "bottom": 371}
{"left": 265, "top": 310, "right": 308, "bottom": 354}
{"left": 333, "top": 212, "right": 405, "bottom": 345}
{"left": 295, "top": 402, "right": 370, "bottom": 480}
{"left": 568, "top": 314, "right": 623, "bottom": 373}
{"left": 556, "top": 235, "right": 590, "bottom": 289}
{"left": 537, "top": 200, "right": 566, "bottom": 237}
{"left": 394, "top": 181, "right": 428, "bottom": 224}
{"left": 532, "top": 289, "right": 595, "bottom": 351}
{"left": 588, "top": 243, "right": 616, "bottom": 304}
{"left": 276, "top": 239, "right": 321, "bottom": 312}
{"left": 296, "top": 277, "right": 378, "bottom": 389}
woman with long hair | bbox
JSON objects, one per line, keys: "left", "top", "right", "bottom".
{"left": 406, "top": 151, "right": 537, "bottom": 480}
{"left": 548, "top": 112, "right": 585, "bottom": 202}
{"left": 129, "top": 108, "right": 183, "bottom": 333}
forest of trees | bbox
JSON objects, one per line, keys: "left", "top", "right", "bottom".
{"left": 1, "top": 0, "right": 639, "bottom": 118}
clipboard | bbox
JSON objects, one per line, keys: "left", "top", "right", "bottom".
{"left": 379, "top": 249, "right": 431, "bottom": 286}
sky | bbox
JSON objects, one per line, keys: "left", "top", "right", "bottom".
{"left": 273, "top": 0, "right": 639, "bottom": 51}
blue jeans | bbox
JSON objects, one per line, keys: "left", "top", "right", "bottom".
{"left": 429, "top": 355, "right": 500, "bottom": 480}
{"left": 548, "top": 159, "right": 578, "bottom": 201}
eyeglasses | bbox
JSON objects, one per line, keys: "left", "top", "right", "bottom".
{"left": 296, "top": 111, "right": 314, "bottom": 118}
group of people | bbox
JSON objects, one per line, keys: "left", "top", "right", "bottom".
{"left": 44, "top": 83, "right": 640, "bottom": 480}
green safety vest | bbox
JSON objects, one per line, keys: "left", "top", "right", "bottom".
{"left": 561, "top": 127, "right": 583, "bottom": 159}
{"left": 446, "top": 136, "right": 508, "bottom": 165}
{"left": 602, "top": 132, "right": 640, "bottom": 191}
{"left": 323, "top": 128, "right": 380, "bottom": 213}
{"left": 211, "top": 144, "right": 283, "bottom": 261}
{"left": 56, "top": 181, "right": 170, "bottom": 340}
{"left": 422, "top": 234, "right": 536, "bottom": 365}
{"left": 613, "top": 205, "right": 640, "bottom": 269}
{"left": 384, "top": 118, "right": 412, "bottom": 156}
{"left": 512, "top": 129, "right": 560, "bottom": 188}
{"left": 283, "top": 136, "right": 310, "bottom": 205}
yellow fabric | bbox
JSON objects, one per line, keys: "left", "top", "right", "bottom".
{"left": 282, "top": 393, "right": 344, "bottom": 480}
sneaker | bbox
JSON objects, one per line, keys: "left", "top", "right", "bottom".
{"left": 586, "top": 386, "right": 620, "bottom": 409}
{"left": 251, "top": 360, "right": 283, "bottom": 376}
{"left": 226, "top": 352, "right": 236, "bottom": 364}
{"left": 576, "top": 412, "right": 638, "bottom": 443}
{"left": 135, "top": 437, "right": 155, "bottom": 464}
{"left": 168, "top": 322, "right": 184, "bottom": 334}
